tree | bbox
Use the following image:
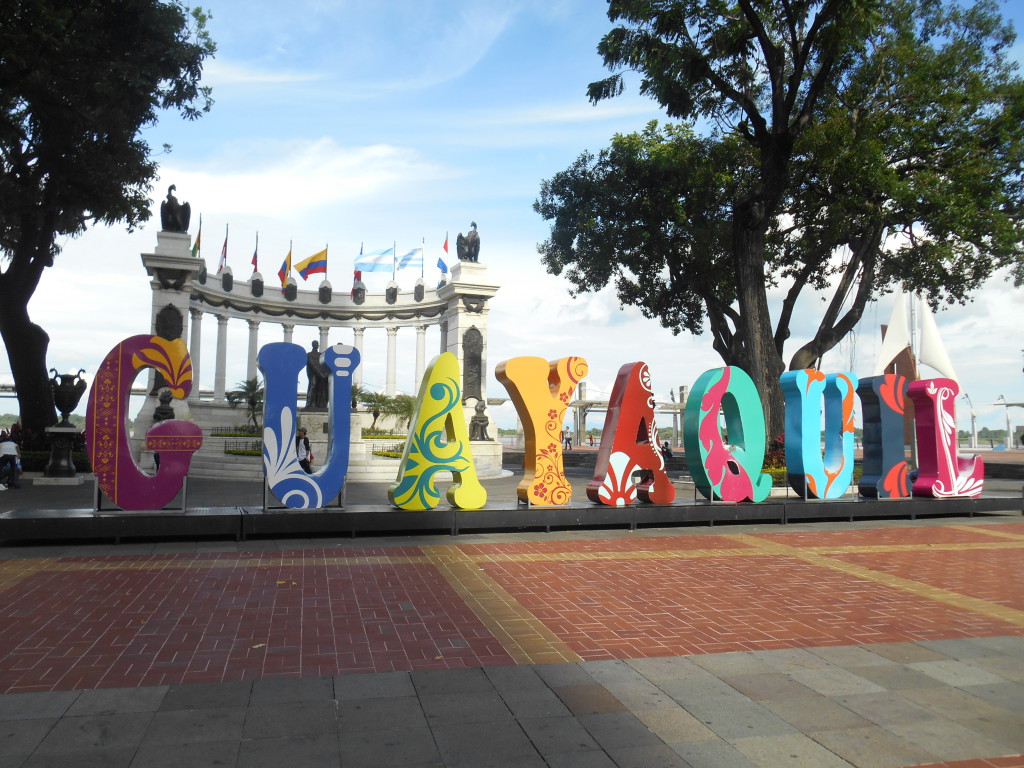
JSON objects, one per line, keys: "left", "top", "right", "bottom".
{"left": 359, "top": 391, "right": 392, "bottom": 431}
{"left": 536, "top": 0, "right": 1024, "bottom": 440}
{"left": 226, "top": 377, "right": 264, "bottom": 432}
{"left": 385, "top": 393, "right": 416, "bottom": 431}
{"left": 0, "top": 0, "right": 215, "bottom": 447}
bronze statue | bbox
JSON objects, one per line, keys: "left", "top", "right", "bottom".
{"left": 456, "top": 222, "right": 480, "bottom": 262}
{"left": 304, "top": 341, "right": 330, "bottom": 411}
{"left": 469, "top": 400, "right": 490, "bottom": 441}
{"left": 159, "top": 184, "right": 191, "bottom": 232}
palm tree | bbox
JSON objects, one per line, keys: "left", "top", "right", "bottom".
{"left": 386, "top": 393, "right": 416, "bottom": 431}
{"left": 226, "top": 377, "right": 264, "bottom": 432}
{"left": 359, "top": 390, "right": 392, "bottom": 431}
{"left": 349, "top": 383, "right": 366, "bottom": 411}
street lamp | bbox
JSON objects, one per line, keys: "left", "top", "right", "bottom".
{"left": 997, "top": 395, "right": 1012, "bottom": 449}
{"left": 961, "top": 393, "right": 977, "bottom": 449}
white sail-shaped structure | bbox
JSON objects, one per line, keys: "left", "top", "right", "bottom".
{"left": 873, "top": 291, "right": 959, "bottom": 386}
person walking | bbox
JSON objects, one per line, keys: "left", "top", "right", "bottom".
{"left": 0, "top": 430, "right": 21, "bottom": 489}
{"left": 296, "top": 427, "right": 313, "bottom": 473}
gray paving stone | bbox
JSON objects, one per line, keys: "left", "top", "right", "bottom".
{"left": 787, "top": 667, "right": 885, "bottom": 696}
{"left": 606, "top": 743, "right": 694, "bottom": 767}
{"left": 961, "top": 681, "right": 1024, "bottom": 711}
{"left": 484, "top": 664, "right": 548, "bottom": 693}
{"left": 750, "top": 648, "right": 834, "bottom": 671}
{"left": 834, "top": 691, "right": 940, "bottom": 727}
{"left": 884, "top": 719, "right": 1017, "bottom": 761}
{"left": 960, "top": 710, "right": 1024, "bottom": 751}
{"left": 432, "top": 720, "right": 543, "bottom": 767}
{"left": 141, "top": 707, "right": 245, "bottom": 746}
{"left": 806, "top": 645, "right": 896, "bottom": 668}
{"left": 577, "top": 711, "right": 665, "bottom": 750}
{"left": 544, "top": 750, "right": 619, "bottom": 768}
{"left": 518, "top": 714, "right": 600, "bottom": 755}
{"left": 420, "top": 690, "right": 513, "bottom": 726}
{"left": 844, "top": 663, "right": 947, "bottom": 691}
{"left": 627, "top": 656, "right": 716, "bottom": 684}
{"left": 907, "top": 659, "right": 1007, "bottom": 686}
{"left": 0, "top": 717, "right": 55, "bottom": 760}
{"left": 33, "top": 712, "right": 153, "bottom": 754}
{"left": 158, "top": 680, "right": 252, "bottom": 711}
{"left": 128, "top": 739, "right": 240, "bottom": 768}
{"left": 22, "top": 746, "right": 136, "bottom": 768}
{"left": 338, "top": 725, "right": 442, "bottom": 767}
{"left": 0, "top": 691, "right": 80, "bottom": 721}
{"left": 809, "top": 726, "right": 940, "bottom": 768}
{"left": 720, "top": 672, "right": 818, "bottom": 701}
{"left": 861, "top": 642, "right": 948, "bottom": 664}
{"left": 963, "top": 655, "right": 1024, "bottom": 682}
{"left": 337, "top": 695, "right": 427, "bottom": 732}
{"left": 411, "top": 666, "right": 495, "bottom": 695}
{"left": 250, "top": 675, "right": 334, "bottom": 703}
{"left": 663, "top": 683, "right": 797, "bottom": 741}
{"left": 761, "top": 693, "right": 873, "bottom": 731}
{"left": 236, "top": 732, "right": 341, "bottom": 768}
{"left": 731, "top": 733, "right": 856, "bottom": 768}
{"left": 633, "top": 706, "right": 718, "bottom": 743}
{"left": 500, "top": 687, "right": 572, "bottom": 719}
{"left": 916, "top": 637, "right": 1006, "bottom": 659}
{"left": 899, "top": 685, "right": 1018, "bottom": 722}
{"left": 243, "top": 700, "right": 338, "bottom": 738}
{"left": 691, "top": 652, "right": 777, "bottom": 677}
{"left": 335, "top": 670, "right": 415, "bottom": 699}
{"left": 66, "top": 686, "right": 168, "bottom": 716}
{"left": 533, "top": 663, "right": 597, "bottom": 688}
{"left": 972, "top": 635, "right": 1024, "bottom": 657}
{"left": 669, "top": 738, "right": 761, "bottom": 768}
{"left": 553, "top": 684, "right": 626, "bottom": 715}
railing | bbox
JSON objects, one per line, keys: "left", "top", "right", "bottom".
{"left": 224, "top": 439, "right": 262, "bottom": 454}
{"left": 369, "top": 441, "right": 405, "bottom": 459}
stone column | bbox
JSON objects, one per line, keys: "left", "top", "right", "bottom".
{"left": 415, "top": 325, "right": 427, "bottom": 390}
{"left": 188, "top": 308, "right": 203, "bottom": 401}
{"left": 214, "top": 315, "right": 229, "bottom": 401}
{"left": 246, "top": 319, "right": 260, "bottom": 382}
{"left": 386, "top": 327, "right": 398, "bottom": 396}
{"left": 353, "top": 327, "right": 365, "bottom": 388}
{"left": 319, "top": 325, "right": 330, "bottom": 351}
{"left": 282, "top": 323, "right": 294, "bottom": 343}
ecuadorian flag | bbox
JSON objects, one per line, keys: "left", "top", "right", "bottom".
{"left": 295, "top": 248, "right": 328, "bottom": 280}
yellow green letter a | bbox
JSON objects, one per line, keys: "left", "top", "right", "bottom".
{"left": 388, "top": 352, "right": 487, "bottom": 510}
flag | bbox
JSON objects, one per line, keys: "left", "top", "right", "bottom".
{"left": 355, "top": 247, "right": 395, "bottom": 273}
{"left": 397, "top": 246, "right": 423, "bottom": 270}
{"left": 251, "top": 232, "right": 258, "bottom": 273}
{"left": 191, "top": 216, "right": 202, "bottom": 259}
{"left": 351, "top": 269, "right": 362, "bottom": 297}
{"left": 437, "top": 256, "right": 448, "bottom": 274}
{"left": 278, "top": 246, "right": 292, "bottom": 287}
{"left": 443, "top": 233, "right": 449, "bottom": 254}
{"left": 217, "top": 224, "right": 228, "bottom": 273}
{"left": 295, "top": 248, "right": 328, "bottom": 280}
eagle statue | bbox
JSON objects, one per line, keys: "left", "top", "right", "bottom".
{"left": 159, "top": 184, "right": 191, "bottom": 233}
{"left": 456, "top": 221, "right": 480, "bottom": 262}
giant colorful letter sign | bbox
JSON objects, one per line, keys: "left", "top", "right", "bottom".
{"left": 86, "top": 335, "right": 202, "bottom": 510}
{"left": 495, "top": 356, "right": 588, "bottom": 505}
{"left": 781, "top": 369, "right": 859, "bottom": 499}
{"left": 683, "top": 367, "right": 772, "bottom": 503}
{"left": 857, "top": 374, "right": 910, "bottom": 498}
{"left": 907, "top": 378, "right": 983, "bottom": 498}
{"left": 259, "top": 341, "right": 359, "bottom": 509}
{"left": 587, "top": 362, "right": 674, "bottom": 506}
{"left": 389, "top": 352, "right": 486, "bottom": 510}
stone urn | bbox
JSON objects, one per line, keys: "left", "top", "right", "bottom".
{"left": 51, "top": 368, "right": 87, "bottom": 427}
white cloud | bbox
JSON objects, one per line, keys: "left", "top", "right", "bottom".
{"left": 203, "top": 59, "right": 322, "bottom": 86}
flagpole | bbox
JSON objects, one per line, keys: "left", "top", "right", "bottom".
{"left": 421, "top": 237, "right": 425, "bottom": 279}
{"left": 392, "top": 241, "right": 396, "bottom": 281}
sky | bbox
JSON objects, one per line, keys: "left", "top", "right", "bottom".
{"left": 5, "top": 0, "right": 1024, "bottom": 436}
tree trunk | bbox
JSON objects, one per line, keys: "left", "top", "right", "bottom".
{"left": 732, "top": 202, "right": 787, "bottom": 443}
{"left": 0, "top": 292, "right": 57, "bottom": 448}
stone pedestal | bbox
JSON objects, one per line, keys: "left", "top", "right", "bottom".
{"left": 39, "top": 425, "right": 86, "bottom": 486}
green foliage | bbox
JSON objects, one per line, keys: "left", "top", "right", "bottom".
{"left": 358, "top": 390, "right": 392, "bottom": 431}
{"left": 537, "top": 0, "right": 1024, "bottom": 438}
{"left": 226, "top": 377, "right": 264, "bottom": 431}
{"left": 18, "top": 450, "right": 91, "bottom": 473}
{"left": 0, "top": 0, "right": 216, "bottom": 446}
